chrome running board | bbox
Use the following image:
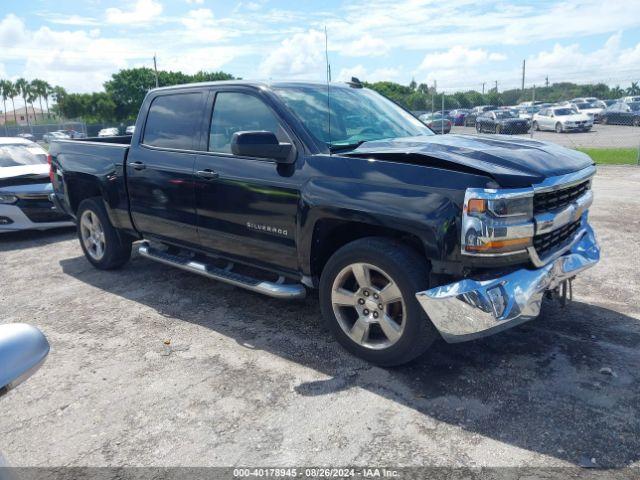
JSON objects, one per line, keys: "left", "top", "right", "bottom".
{"left": 138, "top": 242, "right": 306, "bottom": 299}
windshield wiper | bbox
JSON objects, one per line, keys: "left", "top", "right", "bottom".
{"left": 329, "top": 140, "right": 367, "bottom": 153}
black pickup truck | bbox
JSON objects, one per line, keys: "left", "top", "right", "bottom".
{"left": 49, "top": 80, "right": 600, "bottom": 366}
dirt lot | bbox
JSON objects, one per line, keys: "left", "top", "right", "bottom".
{"left": 0, "top": 166, "right": 639, "bottom": 469}
{"left": 451, "top": 124, "right": 640, "bottom": 148}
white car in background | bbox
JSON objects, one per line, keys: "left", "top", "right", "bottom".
{"left": 621, "top": 96, "right": 640, "bottom": 103}
{"left": 570, "top": 97, "right": 599, "bottom": 104}
{"left": 572, "top": 101, "right": 605, "bottom": 122}
{"left": 0, "top": 138, "right": 73, "bottom": 232}
{"left": 532, "top": 106, "right": 593, "bottom": 133}
{"left": 125, "top": 125, "right": 136, "bottom": 135}
{"left": 98, "top": 127, "right": 120, "bottom": 137}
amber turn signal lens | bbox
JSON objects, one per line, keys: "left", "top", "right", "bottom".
{"left": 465, "top": 237, "right": 531, "bottom": 253}
{"left": 467, "top": 198, "right": 486, "bottom": 214}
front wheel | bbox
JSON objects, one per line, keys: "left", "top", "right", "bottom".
{"left": 495, "top": 124, "right": 501, "bottom": 134}
{"left": 476, "top": 123, "right": 482, "bottom": 133}
{"left": 319, "top": 237, "right": 438, "bottom": 366}
{"left": 77, "top": 198, "right": 132, "bottom": 270}
{"left": 634, "top": 117, "right": 640, "bottom": 127}
{"left": 555, "top": 122, "right": 563, "bottom": 133}
{"left": 533, "top": 121, "right": 539, "bottom": 131}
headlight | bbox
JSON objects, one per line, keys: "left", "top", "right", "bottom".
{"left": 462, "top": 188, "right": 534, "bottom": 255}
{"left": 0, "top": 194, "right": 18, "bottom": 204}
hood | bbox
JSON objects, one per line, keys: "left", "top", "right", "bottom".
{"left": 343, "top": 134, "right": 594, "bottom": 188}
{"left": 499, "top": 118, "right": 528, "bottom": 124}
{"left": 0, "top": 164, "right": 50, "bottom": 189}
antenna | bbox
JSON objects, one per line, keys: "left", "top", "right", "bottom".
{"left": 325, "top": 26, "right": 332, "bottom": 153}
{"left": 153, "top": 54, "right": 159, "bottom": 88}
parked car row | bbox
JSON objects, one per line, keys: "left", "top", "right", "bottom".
{"left": 417, "top": 94, "right": 640, "bottom": 134}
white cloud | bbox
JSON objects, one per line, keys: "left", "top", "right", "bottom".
{"left": 418, "top": 46, "right": 506, "bottom": 70}
{"left": 185, "top": 0, "right": 204, "bottom": 4}
{"left": 338, "top": 65, "right": 400, "bottom": 83}
{"left": 340, "top": 34, "right": 390, "bottom": 57}
{"left": 258, "top": 29, "right": 326, "bottom": 80}
{"left": 0, "top": 14, "right": 27, "bottom": 47}
{"left": 105, "top": 0, "right": 163, "bottom": 25}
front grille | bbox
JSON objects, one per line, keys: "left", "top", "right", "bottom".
{"left": 533, "top": 219, "right": 582, "bottom": 258}
{"left": 533, "top": 180, "right": 590, "bottom": 214}
{"left": 17, "top": 196, "right": 71, "bottom": 223}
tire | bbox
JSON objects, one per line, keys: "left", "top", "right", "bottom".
{"left": 555, "top": 122, "right": 563, "bottom": 133}
{"left": 634, "top": 117, "right": 640, "bottom": 127}
{"left": 533, "top": 121, "right": 539, "bottom": 131}
{"left": 495, "top": 124, "right": 501, "bottom": 134}
{"left": 319, "top": 237, "right": 438, "bottom": 366}
{"left": 476, "top": 123, "right": 482, "bottom": 133}
{"left": 76, "top": 197, "right": 132, "bottom": 270}
{"left": 601, "top": 116, "right": 608, "bottom": 125}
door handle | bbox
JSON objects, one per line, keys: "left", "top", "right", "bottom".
{"left": 130, "top": 161, "right": 146, "bottom": 170}
{"left": 197, "top": 169, "right": 219, "bottom": 180}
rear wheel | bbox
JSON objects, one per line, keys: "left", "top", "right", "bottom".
{"left": 601, "top": 116, "right": 608, "bottom": 125}
{"left": 476, "top": 122, "right": 482, "bottom": 133}
{"left": 495, "top": 124, "right": 501, "bottom": 134}
{"left": 555, "top": 122, "right": 563, "bottom": 133}
{"left": 319, "top": 237, "right": 438, "bottom": 366}
{"left": 634, "top": 117, "right": 640, "bottom": 127}
{"left": 77, "top": 198, "right": 132, "bottom": 270}
{"left": 533, "top": 121, "right": 539, "bottom": 131}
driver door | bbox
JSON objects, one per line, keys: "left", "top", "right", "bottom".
{"left": 193, "top": 88, "right": 301, "bottom": 273}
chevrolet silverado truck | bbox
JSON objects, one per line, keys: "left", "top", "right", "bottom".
{"left": 49, "top": 81, "right": 600, "bottom": 366}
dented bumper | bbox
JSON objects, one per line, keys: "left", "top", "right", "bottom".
{"left": 416, "top": 221, "right": 600, "bottom": 343}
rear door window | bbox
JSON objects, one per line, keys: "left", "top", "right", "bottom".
{"left": 143, "top": 93, "right": 204, "bottom": 150}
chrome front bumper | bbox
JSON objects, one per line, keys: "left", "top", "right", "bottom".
{"left": 416, "top": 221, "right": 600, "bottom": 343}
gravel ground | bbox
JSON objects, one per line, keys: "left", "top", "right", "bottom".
{"left": 451, "top": 124, "right": 640, "bottom": 149}
{"left": 0, "top": 166, "right": 639, "bottom": 469}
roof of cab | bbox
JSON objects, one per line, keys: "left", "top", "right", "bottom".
{"left": 149, "top": 80, "right": 360, "bottom": 93}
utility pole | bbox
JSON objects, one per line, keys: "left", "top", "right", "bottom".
{"left": 481, "top": 82, "right": 485, "bottom": 94}
{"left": 545, "top": 76, "right": 549, "bottom": 88}
{"left": 494, "top": 80, "right": 498, "bottom": 92}
{"left": 431, "top": 80, "right": 436, "bottom": 113}
{"left": 521, "top": 59, "right": 526, "bottom": 91}
{"left": 530, "top": 85, "right": 536, "bottom": 139}
{"left": 153, "top": 54, "right": 159, "bottom": 88}
{"left": 441, "top": 94, "right": 445, "bottom": 133}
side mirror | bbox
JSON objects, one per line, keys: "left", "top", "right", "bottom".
{"left": 231, "top": 131, "right": 294, "bottom": 164}
{"left": 0, "top": 324, "right": 50, "bottom": 397}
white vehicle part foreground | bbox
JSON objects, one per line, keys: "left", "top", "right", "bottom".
{"left": 416, "top": 222, "right": 600, "bottom": 343}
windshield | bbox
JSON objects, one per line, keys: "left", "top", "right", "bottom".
{"left": 272, "top": 85, "right": 433, "bottom": 149}
{"left": 0, "top": 144, "right": 47, "bottom": 168}
{"left": 576, "top": 102, "right": 592, "bottom": 109}
{"left": 553, "top": 108, "right": 575, "bottom": 116}
{"left": 628, "top": 102, "right": 640, "bottom": 111}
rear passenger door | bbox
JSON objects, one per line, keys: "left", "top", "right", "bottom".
{"left": 127, "top": 91, "right": 207, "bottom": 248}
{"left": 193, "top": 88, "right": 301, "bottom": 273}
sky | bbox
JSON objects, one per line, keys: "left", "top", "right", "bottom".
{"left": 1, "top": 0, "right": 639, "bottom": 103}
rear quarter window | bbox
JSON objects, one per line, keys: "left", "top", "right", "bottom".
{"left": 142, "top": 93, "right": 204, "bottom": 150}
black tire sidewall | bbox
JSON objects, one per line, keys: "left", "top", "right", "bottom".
{"left": 319, "top": 238, "right": 437, "bottom": 366}
{"left": 76, "top": 198, "right": 131, "bottom": 270}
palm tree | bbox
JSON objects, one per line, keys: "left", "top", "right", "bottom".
{"left": 31, "top": 79, "right": 47, "bottom": 122}
{"left": 627, "top": 82, "right": 640, "bottom": 96}
{"left": 0, "top": 80, "right": 9, "bottom": 127}
{"left": 26, "top": 84, "right": 39, "bottom": 122}
{"left": 42, "top": 81, "right": 53, "bottom": 119}
{"left": 3, "top": 80, "right": 19, "bottom": 125}
{"left": 15, "top": 78, "right": 31, "bottom": 127}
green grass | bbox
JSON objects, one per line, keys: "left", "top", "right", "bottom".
{"left": 577, "top": 148, "right": 639, "bottom": 165}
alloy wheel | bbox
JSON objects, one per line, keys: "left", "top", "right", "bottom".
{"left": 331, "top": 262, "right": 406, "bottom": 350}
{"left": 80, "top": 210, "right": 106, "bottom": 261}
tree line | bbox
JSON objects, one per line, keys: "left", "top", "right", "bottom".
{"left": 0, "top": 78, "right": 59, "bottom": 125}
{"left": 2, "top": 66, "right": 639, "bottom": 125}
{"left": 364, "top": 80, "right": 640, "bottom": 112}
